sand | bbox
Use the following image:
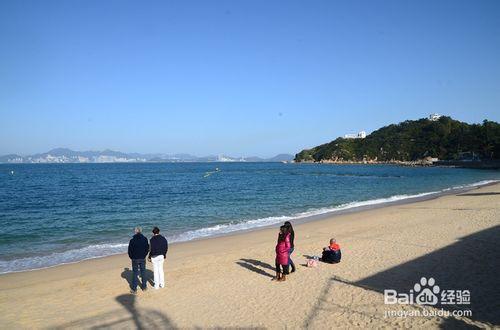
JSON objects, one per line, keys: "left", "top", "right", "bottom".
{"left": 0, "top": 183, "right": 499, "bottom": 329}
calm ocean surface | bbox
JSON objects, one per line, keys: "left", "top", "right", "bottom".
{"left": 0, "top": 163, "right": 498, "bottom": 273}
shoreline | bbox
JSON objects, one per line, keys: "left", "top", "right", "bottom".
{"left": 295, "top": 160, "right": 500, "bottom": 169}
{"left": 0, "top": 183, "right": 499, "bottom": 328}
{"left": 1, "top": 178, "right": 498, "bottom": 275}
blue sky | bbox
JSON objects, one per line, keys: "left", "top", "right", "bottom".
{"left": 1, "top": 0, "right": 499, "bottom": 157}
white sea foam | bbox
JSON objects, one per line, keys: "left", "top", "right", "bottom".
{"left": 1, "top": 179, "right": 497, "bottom": 274}
{"left": 169, "top": 191, "right": 441, "bottom": 242}
{"left": 0, "top": 243, "right": 128, "bottom": 274}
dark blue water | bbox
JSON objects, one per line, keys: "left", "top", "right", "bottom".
{"left": 0, "top": 163, "right": 498, "bottom": 273}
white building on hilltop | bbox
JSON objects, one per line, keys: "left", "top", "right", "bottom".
{"left": 429, "top": 113, "right": 442, "bottom": 121}
{"left": 344, "top": 131, "right": 366, "bottom": 139}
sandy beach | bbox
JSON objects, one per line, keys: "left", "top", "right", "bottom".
{"left": 0, "top": 183, "right": 499, "bottom": 329}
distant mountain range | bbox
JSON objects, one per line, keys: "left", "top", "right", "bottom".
{"left": 0, "top": 148, "right": 294, "bottom": 164}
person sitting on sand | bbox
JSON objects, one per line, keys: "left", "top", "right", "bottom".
{"left": 148, "top": 226, "right": 168, "bottom": 289}
{"left": 274, "top": 225, "right": 291, "bottom": 282}
{"left": 284, "top": 221, "right": 296, "bottom": 273}
{"left": 321, "top": 238, "right": 341, "bottom": 264}
{"left": 128, "top": 226, "right": 150, "bottom": 294}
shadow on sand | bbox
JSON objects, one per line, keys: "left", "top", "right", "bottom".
{"left": 55, "top": 293, "right": 176, "bottom": 329}
{"left": 121, "top": 267, "right": 154, "bottom": 289}
{"left": 304, "top": 225, "right": 500, "bottom": 328}
{"left": 236, "top": 258, "right": 275, "bottom": 278}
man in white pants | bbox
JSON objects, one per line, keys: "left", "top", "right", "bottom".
{"left": 148, "top": 226, "right": 169, "bottom": 289}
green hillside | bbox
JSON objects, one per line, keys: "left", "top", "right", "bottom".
{"left": 295, "top": 117, "right": 500, "bottom": 162}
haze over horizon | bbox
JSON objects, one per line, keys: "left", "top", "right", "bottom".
{"left": 1, "top": 146, "right": 294, "bottom": 159}
{"left": 1, "top": 1, "right": 500, "bottom": 157}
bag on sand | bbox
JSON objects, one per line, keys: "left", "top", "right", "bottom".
{"left": 307, "top": 259, "right": 319, "bottom": 268}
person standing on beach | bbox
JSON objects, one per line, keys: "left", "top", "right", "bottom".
{"left": 274, "top": 225, "right": 291, "bottom": 282}
{"left": 128, "top": 226, "right": 149, "bottom": 294}
{"left": 284, "top": 221, "right": 296, "bottom": 273}
{"left": 148, "top": 226, "right": 168, "bottom": 289}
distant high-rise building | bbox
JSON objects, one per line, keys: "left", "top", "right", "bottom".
{"left": 344, "top": 131, "right": 367, "bottom": 139}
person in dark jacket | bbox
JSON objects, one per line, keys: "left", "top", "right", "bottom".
{"left": 321, "top": 238, "right": 342, "bottom": 264}
{"left": 148, "top": 226, "right": 169, "bottom": 289}
{"left": 128, "top": 226, "right": 149, "bottom": 293}
{"left": 284, "top": 221, "right": 296, "bottom": 273}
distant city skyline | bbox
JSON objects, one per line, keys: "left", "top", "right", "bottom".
{"left": 1, "top": 1, "right": 500, "bottom": 157}
{"left": 0, "top": 147, "right": 295, "bottom": 163}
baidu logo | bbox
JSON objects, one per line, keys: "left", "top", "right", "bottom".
{"left": 384, "top": 277, "right": 470, "bottom": 306}
{"left": 414, "top": 277, "right": 440, "bottom": 305}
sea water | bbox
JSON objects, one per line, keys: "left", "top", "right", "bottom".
{"left": 0, "top": 162, "right": 498, "bottom": 273}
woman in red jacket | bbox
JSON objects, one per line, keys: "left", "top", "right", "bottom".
{"left": 274, "top": 225, "right": 291, "bottom": 282}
